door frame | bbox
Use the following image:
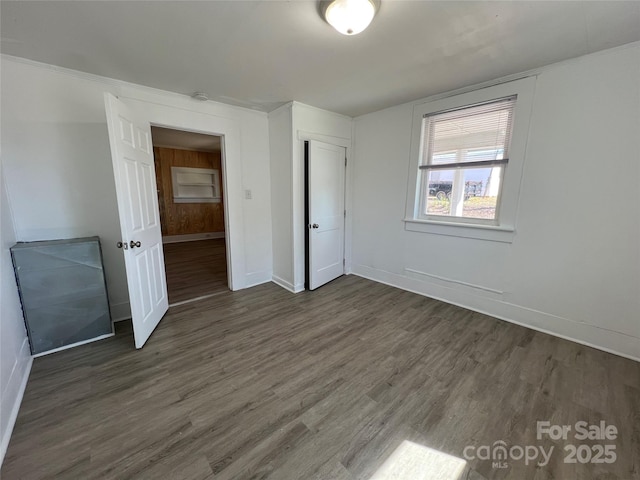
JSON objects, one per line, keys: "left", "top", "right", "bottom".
{"left": 150, "top": 127, "right": 231, "bottom": 293}
{"left": 304, "top": 140, "right": 347, "bottom": 290}
{"left": 297, "top": 133, "right": 351, "bottom": 290}
{"left": 121, "top": 96, "right": 245, "bottom": 291}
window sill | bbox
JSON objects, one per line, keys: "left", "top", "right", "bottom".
{"left": 403, "top": 218, "right": 515, "bottom": 243}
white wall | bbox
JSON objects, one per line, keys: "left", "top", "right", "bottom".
{"left": 269, "top": 101, "right": 352, "bottom": 292}
{"left": 351, "top": 44, "right": 640, "bottom": 360}
{"left": 1, "top": 56, "right": 273, "bottom": 318}
{"left": 269, "top": 104, "right": 294, "bottom": 290}
{"left": 0, "top": 169, "right": 33, "bottom": 464}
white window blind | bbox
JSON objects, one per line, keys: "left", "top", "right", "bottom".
{"left": 420, "top": 96, "right": 516, "bottom": 171}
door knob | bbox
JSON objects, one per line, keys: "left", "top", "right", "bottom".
{"left": 116, "top": 241, "right": 123, "bottom": 248}
{"left": 117, "top": 241, "right": 128, "bottom": 250}
{"left": 312, "top": 224, "right": 319, "bottom": 229}
{"left": 130, "top": 240, "right": 141, "bottom": 248}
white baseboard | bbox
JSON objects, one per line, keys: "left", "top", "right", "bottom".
{"left": 272, "top": 275, "right": 299, "bottom": 293}
{"left": 352, "top": 264, "right": 640, "bottom": 362}
{"left": 162, "top": 232, "right": 224, "bottom": 244}
{"left": 0, "top": 338, "right": 33, "bottom": 467}
{"left": 243, "top": 270, "right": 273, "bottom": 289}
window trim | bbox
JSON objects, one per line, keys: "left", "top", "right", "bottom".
{"left": 419, "top": 158, "right": 509, "bottom": 171}
{"left": 404, "top": 77, "right": 536, "bottom": 242}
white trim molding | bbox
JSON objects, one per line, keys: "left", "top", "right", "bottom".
{"left": 0, "top": 339, "right": 33, "bottom": 466}
{"left": 404, "top": 267, "right": 504, "bottom": 295}
{"left": 296, "top": 130, "right": 351, "bottom": 148}
{"left": 272, "top": 275, "right": 304, "bottom": 293}
{"left": 404, "top": 218, "right": 516, "bottom": 243}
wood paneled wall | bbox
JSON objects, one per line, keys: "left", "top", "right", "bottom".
{"left": 154, "top": 147, "right": 225, "bottom": 236}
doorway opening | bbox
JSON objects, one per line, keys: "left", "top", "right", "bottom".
{"left": 150, "top": 126, "right": 229, "bottom": 305}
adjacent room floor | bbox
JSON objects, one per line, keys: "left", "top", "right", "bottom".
{"left": 163, "top": 238, "right": 227, "bottom": 304}
{"left": 2, "top": 276, "right": 638, "bottom": 480}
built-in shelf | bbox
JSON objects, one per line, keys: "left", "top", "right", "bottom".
{"left": 171, "top": 166, "right": 221, "bottom": 203}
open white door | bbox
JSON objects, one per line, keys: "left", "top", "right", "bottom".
{"left": 308, "top": 140, "right": 346, "bottom": 290}
{"left": 104, "top": 93, "right": 168, "bottom": 348}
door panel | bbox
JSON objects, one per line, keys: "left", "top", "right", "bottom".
{"left": 105, "top": 93, "right": 168, "bottom": 348}
{"left": 135, "top": 251, "right": 152, "bottom": 319}
{"left": 150, "top": 244, "right": 166, "bottom": 304}
{"left": 308, "top": 140, "right": 345, "bottom": 290}
{"left": 123, "top": 158, "right": 143, "bottom": 232}
{"left": 140, "top": 162, "right": 158, "bottom": 228}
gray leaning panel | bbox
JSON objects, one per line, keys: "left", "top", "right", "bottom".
{"left": 11, "top": 236, "right": 113, "bottom": 355}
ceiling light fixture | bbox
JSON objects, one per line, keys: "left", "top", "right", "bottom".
{"left": 323, "top": 0, "right": 378, "bottom": 36}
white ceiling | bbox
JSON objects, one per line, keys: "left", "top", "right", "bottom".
{"left": 2, "top": 1, "right": 639, "bottom": 117}
{"left": 151, "top": 126, "right": 221, "bottom": 152}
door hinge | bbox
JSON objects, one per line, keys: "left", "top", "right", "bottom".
{"left": 343, "top": 258, "right": 346, "bottom": 266}
{"left": 344, "top": 209, "right": 346, "bottom": 218}
{"left": 345, "top": 157, "right": 347, "bottom": 166}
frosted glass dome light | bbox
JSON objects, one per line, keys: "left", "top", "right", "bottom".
{"left": 324, "top": 0, "right": 377, "bottom": 36}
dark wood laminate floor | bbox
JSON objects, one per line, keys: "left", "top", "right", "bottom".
{"left": 163, "top": 239, "right": 228, "bottom": 304}
{"left": 2, "top": 276, "right": 639, "bottom": 480}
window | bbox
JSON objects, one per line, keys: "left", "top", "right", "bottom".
{"left": 418, "top": 97, "right": 515, "bottom": 224}
{"left": 171, "top": 166, "right": 221, "bottom": 203}
{"left": 405, "top": 77, "right": 536, "bottom": 242}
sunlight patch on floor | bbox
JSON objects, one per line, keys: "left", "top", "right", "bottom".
{"left": 370, "top": 440, "right": 468, "bottom": 480}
